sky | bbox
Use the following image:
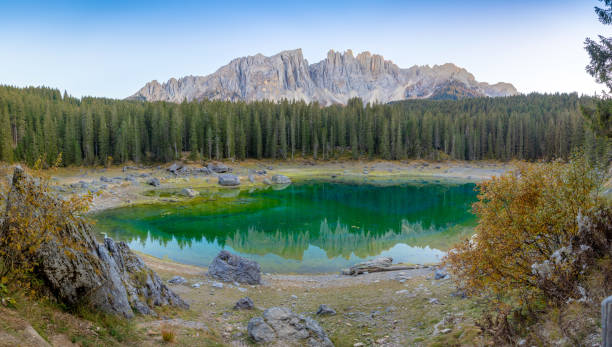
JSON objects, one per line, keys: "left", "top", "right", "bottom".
{"left": 0, "top": 0, "right": 608, "bottom": 99}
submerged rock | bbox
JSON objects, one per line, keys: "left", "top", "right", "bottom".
{"left": 2, "top": 167, "right": 187, "bottom": 318}
{"left": 180, "top": 188, "right": 198, "bottom": 197}
{"left": 271, "top": 174, "right": 291, "bottom": 184}
{"left": 208, "top": 250, "right": 261, "bottom": 284}
{"left": 247, "top": 307, "right": 333, "bottom": 346}
{"left": 218, "top": 174, "right": 240, "bottom": 186}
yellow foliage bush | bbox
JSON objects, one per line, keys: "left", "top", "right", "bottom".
{"left": 0, "top": 161, "right": 92, "bottom": 281}
{"left": 445, "top": 155, "right": 606, "bottom": 304}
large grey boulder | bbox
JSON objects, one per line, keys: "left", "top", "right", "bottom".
{"left": 247, "top": 307, "right": 333, "bottom": 346}
{"left": 1, "top": 167, "right": 187, "bottom": 318}
{"left": 208, "top": 250, "right": 261, "bottom": 284}
{"left": 271, "top": 174, "right": 291, "bottom": 184}
{"left": 218, "top": 174, "right": 240, "bottom": 186}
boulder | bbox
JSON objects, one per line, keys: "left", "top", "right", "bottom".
{"left": 207, "top": 162, "right": 230, "bottom": 173}
{"left": 247, "top": 307, "right": 333, "bottom": 346}
{"left": 248, "top": 317, "right": 276, "bottom": 343}
{"left": 180, "top": 188, "right": 198, "bottom": 197}
{"left": 218, "top": 174, "right": 240, "bottom": 186}
{"left": 146, "top": 177, "right": 161, "bottom": 187}
{"left": 101, "top": 238, "right": 188, "bottom": 315}
{"left": 168, "top": 276, "right": 187, "bottom": 285}
{"left": 1, "top": 167, "right": 187, "bottom": 318}
{"left": 208, "top": 250, "right": 261, "bottom": 284}
{"left": 271, "top": 174, "right": 291, "bottom": 184}
{"left": 234, "top": 297, "right": 254, "bottom": 310}
{"left": 195, "top": 167, "right": 212, "bottom": 175}
{"left": 167, "top": 163, "right": 182, "bottom": 174}
{"left": 263, "top": 178, "right": 272, "bottom": 185}
{"left": 316, "top": 304, "right": 336, "bottom": 316}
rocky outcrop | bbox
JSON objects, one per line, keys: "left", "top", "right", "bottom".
{"left": 247, "top": 307, "right": 333, "bottom": 346}
{"left": 128, "top": 49, "right": 518, "bottom": 105}
{"left": 207, "top": 250, "right": 261, "bottom": 284}
{"left": 2, "top": 167, "right": 187, "bottom": 318}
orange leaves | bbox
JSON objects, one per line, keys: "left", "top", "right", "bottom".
{"left": 445, "top": 155, "right": 603, "bottom": 302}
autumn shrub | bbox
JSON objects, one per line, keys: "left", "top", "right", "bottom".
{"left": 444, "top": 154, "right": 610, "bottom": 342}
{"left": 0, "top": 160, "right": 92, "bottom": 283}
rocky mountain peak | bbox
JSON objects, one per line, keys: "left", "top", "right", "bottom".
{"left": 128, "top": 49, "right": 518, "bottom": 105}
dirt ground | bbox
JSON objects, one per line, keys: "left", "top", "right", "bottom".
{"left": 132, "top": 252, "right": 485, "bottom": 347}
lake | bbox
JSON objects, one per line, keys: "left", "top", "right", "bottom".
{"left": 92, "top": 180, "right": 478, "bottom": 273}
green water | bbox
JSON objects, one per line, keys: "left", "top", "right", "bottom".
{"left": 92, "top": 181, "right": 478, "bottom": 273}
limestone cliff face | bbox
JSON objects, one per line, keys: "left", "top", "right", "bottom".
{"left": 129, "top": 49, "right": 518, "bottom": 105}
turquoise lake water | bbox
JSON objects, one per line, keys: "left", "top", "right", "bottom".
{"left": 92, "top": 181, "right": 478, "bottom": 273}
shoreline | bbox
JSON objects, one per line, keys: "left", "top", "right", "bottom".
{"left": 46, "top": 159, "right": 514, "bottom": 214}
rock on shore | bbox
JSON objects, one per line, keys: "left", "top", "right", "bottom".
{"left": 3, "top": 167, "right": 187, "bottom": 318}
{"left": 218, "top": 174, "right": 240, "bottom": 186}
{"left": 248, "top": 307, "right": 333, "bottom": 346}
{"left": 208, "top": 250, "right": 261, "bottom": 284}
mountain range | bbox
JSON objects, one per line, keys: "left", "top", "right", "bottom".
{"left": 128, "top": 49, "right": 518, "bottom": 105}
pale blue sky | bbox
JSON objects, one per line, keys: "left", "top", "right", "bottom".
{"left": 0, "top": 0, "right": 607, "bottom": 98}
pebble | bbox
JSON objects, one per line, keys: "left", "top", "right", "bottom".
{"left": 212, "top": 282, "right": 224, "bottom": 289}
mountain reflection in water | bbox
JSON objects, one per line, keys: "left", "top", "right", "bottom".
{"left": 93, "top": 181, "right": 478, "bottom": 273}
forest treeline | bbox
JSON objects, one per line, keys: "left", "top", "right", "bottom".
{"left": 0, "top": 85, "right": 607, "bottom": 166}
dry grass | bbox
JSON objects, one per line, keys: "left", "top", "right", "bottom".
{"left": 161, "top": 324, "right": 176, "bottom": 343}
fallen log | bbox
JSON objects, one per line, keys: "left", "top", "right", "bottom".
{"left": 341, "top": 257, "right": 426, "bottom": 276}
